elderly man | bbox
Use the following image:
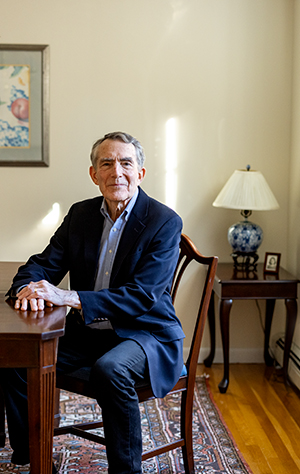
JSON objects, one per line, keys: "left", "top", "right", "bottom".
{"left": 2, "top": 131, "right": 185, "bottom": 474}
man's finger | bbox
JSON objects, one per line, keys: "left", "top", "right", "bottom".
{"left": 14, "top": 299, "right": 20, "bottom": 309}
{"left": 37, "top": 298, "right": 45, "bottom": 310}
{"left": 28, "top": 299, "right": 38, "bottom": 311}
{"left": 20, "top": 298, "right": 29, "bottom": 311}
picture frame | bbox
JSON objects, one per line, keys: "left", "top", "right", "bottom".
{"left": 0, "top": 44, "right": 49, "bottom": 166}
{"left": 263, "top": 252, "right": 281, "bottom": 274}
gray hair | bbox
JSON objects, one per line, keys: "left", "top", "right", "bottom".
{"left": 90, "top": 132, "right": 146, "bottom": 170}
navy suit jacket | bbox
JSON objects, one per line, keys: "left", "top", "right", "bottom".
{"left": 9, "top": 188, "right": 185, "bottom": 397}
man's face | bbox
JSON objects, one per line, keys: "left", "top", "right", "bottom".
{"left": 89, "top": 139, "right": 146, "bottom": 212}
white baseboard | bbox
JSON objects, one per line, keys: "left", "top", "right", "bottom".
{"left": 273, "top": 339, "right": 300, "bottom": 390}
{"left": 184, "top": 343, "right": 300, "bottom": 391}
{"left": 183, "top": 346, "right": 265, "bottom": 364}
{"left": 289, "top": 363, "right": 300, "bottom": 390}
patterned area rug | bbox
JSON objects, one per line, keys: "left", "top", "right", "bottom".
{"left": 0, "top": 376, "right": 252, "bottom": 473}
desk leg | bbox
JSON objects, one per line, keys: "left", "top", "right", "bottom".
{"left": 0, "top": 386, "right": 5, "bottom": 447}
{"left": 27, "top": 339, "right": 58, "bottom": 474}
{"left": 283, "top": 299, "right": 297, "bottom": 385}
{"left": 264, "top": 300, "right": 275, "bottom": 366}
{"left": 204, "top": 291, "right": 215, "bottom": 367}
{"left": 218, "top": 299, "right": 233, "bottom": 394}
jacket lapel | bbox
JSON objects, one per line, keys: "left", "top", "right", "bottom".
{"left": 83, "top": 197, "right": 104, "bottom": 289}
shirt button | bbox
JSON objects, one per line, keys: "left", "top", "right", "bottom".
{"left": 109, "top": 249, "right": 112, "bottom": 253}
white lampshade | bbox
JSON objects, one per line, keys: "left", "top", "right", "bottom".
{"left": 213, "top": 169, "right": 279, "bottom": 211}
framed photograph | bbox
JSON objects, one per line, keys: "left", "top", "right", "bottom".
{"left": 0, "top": 44, "right": 49, "bottom": 166}
{"left": 264, "top": 252, "right": 281, "bottom": 274}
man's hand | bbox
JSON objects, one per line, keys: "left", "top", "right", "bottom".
{"left": 15, "top": 280, "right": 81, "bottom": 312}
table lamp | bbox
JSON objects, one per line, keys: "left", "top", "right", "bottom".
{"left": 212, "top": 165, "right": 279, "bottom": 270}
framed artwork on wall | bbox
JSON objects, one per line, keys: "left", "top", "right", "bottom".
{"left": 0, "top": 44, "right": 49, "bottom": 166}
{"left": 263, "top": 252, "right": 281, "bottom": 274}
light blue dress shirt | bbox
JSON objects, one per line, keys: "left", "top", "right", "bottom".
{"left": 93, "top": 189, "right": 139, "bottom": 292}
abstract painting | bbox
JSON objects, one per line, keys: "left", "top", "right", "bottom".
{"left": 0, "top": 44, "right": 49, "bottom": 166}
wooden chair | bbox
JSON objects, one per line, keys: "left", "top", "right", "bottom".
{"left": 54, "top": 234, "right": 218, "bottom": 473}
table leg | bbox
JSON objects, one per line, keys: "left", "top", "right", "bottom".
{"left": 204, "top": 292, "right": 215, "bottom": 367}
{"left": 27, "top": 339, "right": 58, "bottom": 474}
{"left": 0, "top": 387, "right": 5, "bottom": 447}
{"left": 54, "top": 388, "right": 61, "bottom": 428}
{"left": 218, "top": 299, "right": 233, "bottom": 394}
{"left": 283, "top": 298, "right": 297, "bottom": 384}
{"left": 264, "top": 299, "right": 275, "bottom": 366}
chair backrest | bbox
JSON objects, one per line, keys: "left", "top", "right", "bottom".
{"left": 171, "top": 234, "right": 218, "bottom": 382}
{"left": 0, "top": 262, "right": 24, "bottom": 295}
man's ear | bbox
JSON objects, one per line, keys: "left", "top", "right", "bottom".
{"left": 138, "top": 167, "right": 146, "bottom": 184}
{"left": 89, "top": 165, "right": 98, "bottom": 185}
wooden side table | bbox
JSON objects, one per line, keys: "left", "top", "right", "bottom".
{"left": 204, "top": 263, "right": 298, "bottom": 393}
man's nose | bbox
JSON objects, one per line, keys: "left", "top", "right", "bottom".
{"left": 111, "top": 161, "right": 123, "bottom": 176}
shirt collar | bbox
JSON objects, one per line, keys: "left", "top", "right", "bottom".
{"left": 100, "top": 188, "right": 139, "bottom": 221}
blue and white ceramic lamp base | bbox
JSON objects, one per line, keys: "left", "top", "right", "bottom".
{"left": 228, "top": 219, "right": 263, "bottom": 253}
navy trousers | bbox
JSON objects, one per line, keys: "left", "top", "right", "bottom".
{"left": 0, "top": 317, "right": 148, "bottom": 474}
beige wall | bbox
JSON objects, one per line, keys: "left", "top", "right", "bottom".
{"left": 0, "top": 0, "right": 294, "bottom": 361}
{"left": 289, "top": 0, "right": 300, "bottom": 353}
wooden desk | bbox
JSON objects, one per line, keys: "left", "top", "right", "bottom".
{"left": 0, "top": 295, "right": 66, "bottom": 474}
{"left": 204, "top": 264, "right": 298, "bottom": 393}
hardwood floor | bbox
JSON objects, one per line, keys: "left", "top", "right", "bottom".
{"left": 197, "top": 363, "right": 300, "bottom": 473}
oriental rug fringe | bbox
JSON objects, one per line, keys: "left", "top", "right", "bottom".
{"left": 0, "top": 376, "right": 252, "bottom": 473}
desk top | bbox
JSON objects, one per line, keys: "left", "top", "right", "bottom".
{"left": 0, "top": 294, "right": 66, "bottom": 340}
